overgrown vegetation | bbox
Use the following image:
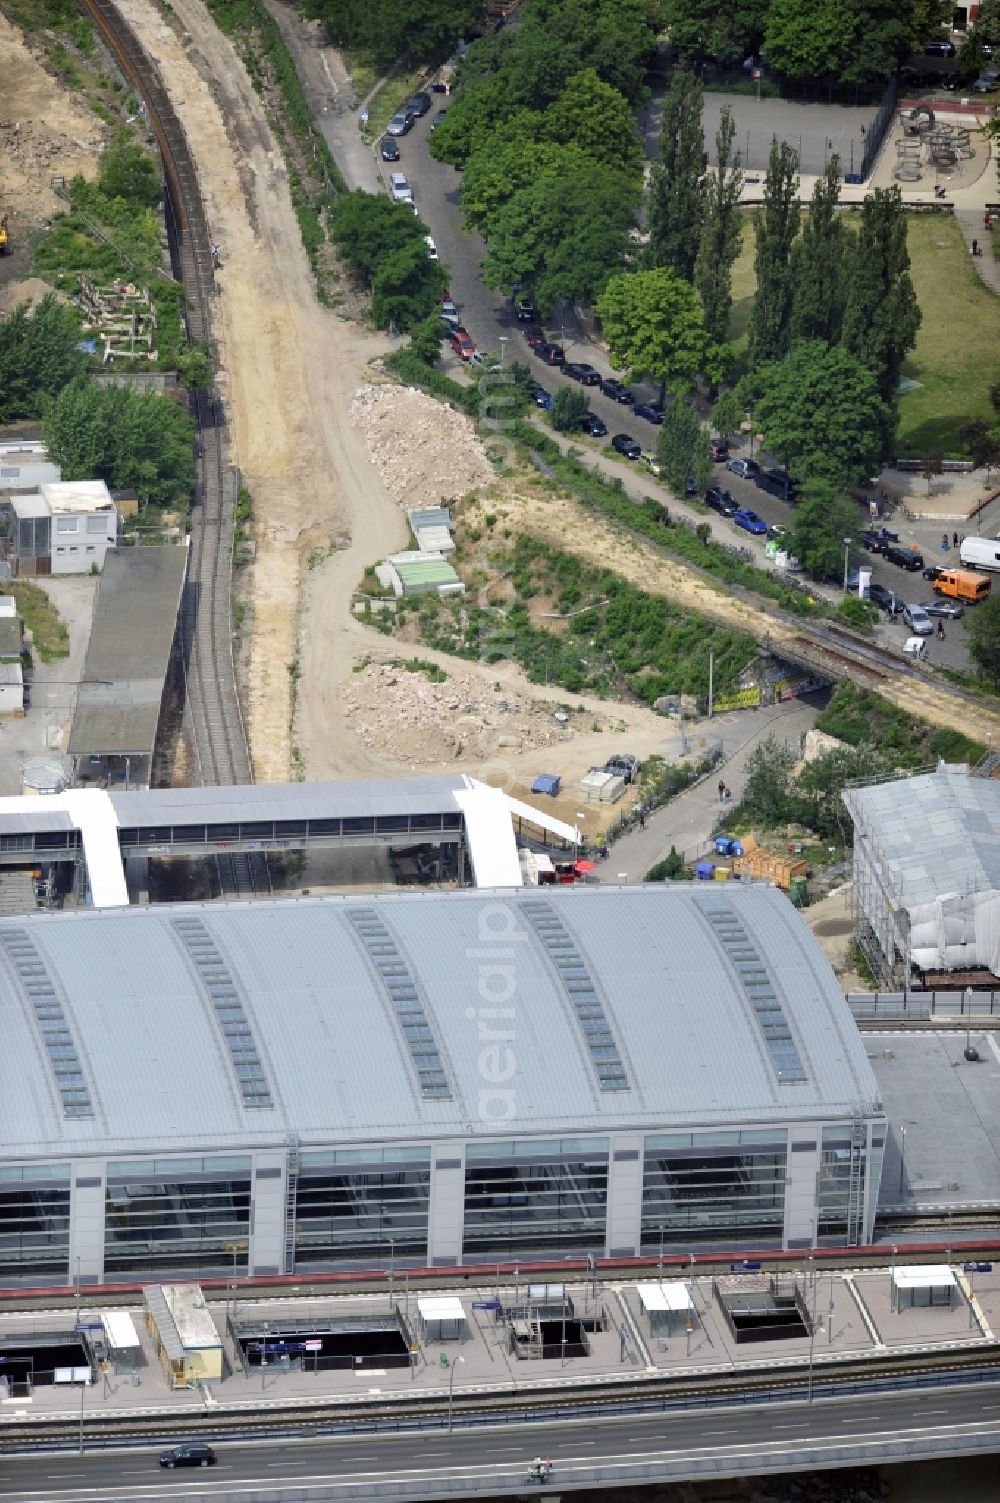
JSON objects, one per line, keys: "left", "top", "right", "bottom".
{"left": 385, "top": 348, "right": 480, "bottom": 415}
{"left": 303, "top": 0, "right": 479, "bottom": 72}
{"left": 395, "top": 531, "right": 757, "bottom": 705}
{"left": 10, "top": 581, "right": 70, "bottom": 664}
{"left": 0, "top": 296, "right": 87, "bottom": 423}
{"left": 330, "top": 191, "right": 446, "bottom": 329}
{"left": 45, "top": 379, "right": 196, "bottom": 508}
{"left": 815, "top": 681, "right": 986, "bottom": 765}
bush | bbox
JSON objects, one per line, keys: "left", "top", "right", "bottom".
{"left": 551, "top": 386, "right": 590, "bottom": 433}
{"left": 646, "top": 846, "right": 690, "bottom": 881}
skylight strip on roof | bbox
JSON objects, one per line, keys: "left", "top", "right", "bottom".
{"left": 345, "top": 908, "right": 453, "bottom": 1102}
{"left": 171, "top": 916, "right": 274, "bottom": 1110}
{"left": 520, "top": 899, "right": 629, "bottom": 1093}
{"left": 0, "top": 926, "right": 94, "bottom": 1119}
{"left": 701, "top": 900, "right": 807, "bottom": 1084}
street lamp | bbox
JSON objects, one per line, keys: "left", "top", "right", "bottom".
{"left": 498, "top": 336, "right": 509, "bottom": 368}
{"left": 843, "top": 537, "right": 852, "bottom": 593}
{"left": 898, "top": 1127, "right": 907, "bottom": 1198}
{"left": 447, "top": 1354, "right": 465, "bottom": 1432}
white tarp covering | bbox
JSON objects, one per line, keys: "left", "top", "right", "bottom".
{"left": 454, "top": 785, "right": 523, "bottom": 887}
{"left": 891, "top": 1264, "right": 956, "bottom": 1290}
{"left": 909, "top": 889, "right": 1000, "bottom": 974}
{"left": 637, "top": 1282, "right": 694, "bottom": 1313}
{"left": 102, "top": 1310, "right": 140, "bottom": 1349}
{"left": 416, "top": 1296, "right": 466, "bottom": 1323}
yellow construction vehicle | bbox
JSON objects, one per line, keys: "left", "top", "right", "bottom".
{"left": 0, "top": 216, "right": 9, "bottom": 255}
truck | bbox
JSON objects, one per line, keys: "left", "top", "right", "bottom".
{"left": 932, "top": 567, "right": 991, "bottom": 603}
{"left": 959, "top": 536, "right": 1000, "bottom": 573}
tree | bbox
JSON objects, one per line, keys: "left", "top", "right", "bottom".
{"left": 0, "top": 294, "right": 86, "bottom": 422}
{"left": 789, "top": 481, "right": 860, "bottom": 582}
{"left": 551, "top": 386, "right": 590, "bottom": 432}
{"left": 694, "top": 107, "right": 744, "bottom": 347}
{"left": 646, "top": 845, "right": 690, "bottom": 881}
{"left": 921, "top": 447, "right": 945, "bottom": 493}
{"left": 427, "top": 79, "right": 513, "bottom": 168}
{"left": 371, "top": 239, "right": 446, "bottom": 331}
{"left": 962, "top": 417, "right": 1000, "bottom": 478}
{"left": 305, "top": 0, "right": 481, "bottom": 71}
{"left": 656, "top": 394, "right": 711, "bottom": 494}
{"left": 742, "top": 340, "right": 888, "bottom": 489}
{"left": 459, "top": 127, "right": 558, "bottom": 234}
{"left": 763, "top": 0, "right": 910, "bottom": 86}
{"left": 175, "top": 342, "right": 214, "bottom": 392}
{"left": 482, "top": 159, "right": 639, "bottom": 311}
{"left": 645, "top": 70, "right": 706, "bottom": 282}
{"left": 747, "top": 139, "right": 800, "bottom": 367}
{"left": 967, "top": 594, "right": 1000, "bottom": 684}
{"left": 660, "top": 0, "right": 768, "bottom": 67}
{"left": 330, "top": 191, "right": 428, "bottom": 284}
{"left": 789, "top": 158, "right": 847, "bottom": 346}
{"left": 407, "top": 314, "right": 444, "bottom": 365}
{"left": 543, "top": 70, "right": 645, "bottom": 182}
{"left": 596, "top": 268, "right": 718, "bottom": 398}
{"left": 740, "top": 735, "right": 800, "bottom": 827}
{"left": 711, "top": 388, "right": 744, "bottom": 443}
{"left": 842, "top": 186, "right": 920, "bottom": 440}
{"left": 98, "top": 129, "right": 161, "bottom": 207}
{"left": 44, "top": 378, "right": 195, "bottom": 506}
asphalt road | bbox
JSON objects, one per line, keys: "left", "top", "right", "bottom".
{"left": 9, "top": 1385, "right": 1000, "bottom": 1500}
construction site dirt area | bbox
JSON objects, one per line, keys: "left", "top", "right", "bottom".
{"left": 350, "top": 384, "right": 495, "bottom": 504}
{"left": 0, "top": 15, "right": 104, "bottom": 280}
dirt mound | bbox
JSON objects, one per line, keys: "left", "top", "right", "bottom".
{"left": 350, "top": 383, "right": 494, "bottom": 506}
{"left": 0, "top": 277, "right": 71, "bottom": 314}
{"left": 342, "top": 659, "right": 610, "bottom": 765}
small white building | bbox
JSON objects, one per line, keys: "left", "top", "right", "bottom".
{"left": 0, "top": 663, "right": 23, "bottom": 715}
{"left": 13, "top": 480, "right": 118, "bottom": 576}
{"left": 0, "top": 441, "right": 61, "bottom": 495}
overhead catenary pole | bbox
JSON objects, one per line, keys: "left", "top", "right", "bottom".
{"left": 707, "top": 650, "right": 714, "bottom": 717}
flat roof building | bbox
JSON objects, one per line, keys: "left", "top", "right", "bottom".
{"left": 12, "top": 479, "right": 118, "bottom": 577}
{"left": 0, "top": 885, "right": 884, "bottom": 1288}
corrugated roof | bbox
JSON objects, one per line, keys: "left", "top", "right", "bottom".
{"left": 110, "top": 775, "right": 472, "bottom": 825}
{"left": 844, "top": 768, "right": 1000, "bottom": 908}
{"left": 0, "top": 886, "right": 881, "bottom": 1161}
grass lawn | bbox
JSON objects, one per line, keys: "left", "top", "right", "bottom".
{"left": 726, "top": 208, "right": 999, "bottom": 456}
{"left": 897, "top": 215, "right": 1000, "bottom": 455}
{"left": 11, "top": 581, "right": 69, "bottom": 664}
{"left": 343, "top": 50, "right": 379, "bottom": 104}
{"left": 366, "top": 67, "right": 428, "bottom": 141}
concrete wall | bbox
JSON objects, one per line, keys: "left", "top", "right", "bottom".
{"left": 50, "top": 513, "right": 117, "bottom": 575}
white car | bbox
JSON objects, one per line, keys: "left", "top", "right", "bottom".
{"left": 388, "top": 172, "right": 413, "bottom": 204}
{"left": 425, "top": 235, "right": 439, "bottom": 260}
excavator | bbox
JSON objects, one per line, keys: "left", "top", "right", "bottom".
{"left": 0, "top": 215, "right": 9, "bottom": 256}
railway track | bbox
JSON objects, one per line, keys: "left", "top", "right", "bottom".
{"left": 79, "top": 0, "right": 268, "bottom": 897}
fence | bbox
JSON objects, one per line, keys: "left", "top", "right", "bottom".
{"left": 847, "top": 989, "right": 1000, "bottom": 1019}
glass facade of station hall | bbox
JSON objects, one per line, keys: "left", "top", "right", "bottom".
{"left": 640, "top": 1129, "right": 789, "bottom": 1253}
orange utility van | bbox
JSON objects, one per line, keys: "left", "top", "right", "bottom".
{"left": 932, "top": 568, "right": 992, "bottom": 604}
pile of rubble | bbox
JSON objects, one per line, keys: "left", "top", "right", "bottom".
{"left": 343, "top": 660, "right": 597, "bottom": 765}
{"left": 0, "top": 119, "right": 100, "bottom": 177}
{"left": 350, "top": 384, "right": 494, "bottom": 506}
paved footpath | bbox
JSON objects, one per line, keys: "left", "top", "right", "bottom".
{"left": 604, "top": 699, "right": 819, "bottom": 882}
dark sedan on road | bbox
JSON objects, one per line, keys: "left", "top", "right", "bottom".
{"left": 726, "top": 457, "right": 759, "bottom": 479}
{"left": 532, "top": 384, "right": 553, "bottom": 409}
{"left": 755, "top": 467, "right": 797, "bottom": 501}
{"left": 633, "top": 402, "right": 665, "bottom": 424}
{"left": 867, "top": 583, "right": 904, "bottom": 614}
{"left": 564, "top": 362, "right": 601, "bottom": 386}
{"left": 611, "top": 433, "right": 641, "bottom": 459}
{"left": 921, "top": 597, "right": 965, "bottom": 618}
{"left": 537, "top": 343, "right": 565, "bottom": 366}
{"left": 431, "top": 109, "right": 448, "bottom": 130}
{"left": 523, "top": 325, "right": 545, "bottom": 349}
{"left": 705, "top": 486, "right": 737, "bottom": 516}
{"left": 161, "top": 1444, "right": 217, "bottom": 1469}
{"left": 386, "top": 111, "right": 413, "bottom": 137}
{"left": 884, "top": 544, "right": 925, "bottom": 571}
{"left": 582, "top": 412, "right": 608, "bottom": 437}
{"left": 601, "top": 378, "right": 634, "bottom": 404}
{"left": 407, "top": 91, "right": 432, "bottom": 117}
{"left": 710, "top": 441, "right": 729, "bottom": 461}
{"left": 733, "top": 507, "right": 767, "bottom": 535}
{"left": 516, "top": 299, "right": 539, "bottom": 322}
{"left": 380, "top": 137, "right": 400, "bottom": 161}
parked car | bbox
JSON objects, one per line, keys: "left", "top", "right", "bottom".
{"left": 924, "top": 37, "right": 956, "bottom": 55}
{"left": 424, "top": 235, "right": 439, "bottom": 260}
{"left": 564, "top": 362, "right": 601, "bottom": 386}
{"left": 600, "top": 378, "right": 634, "bottom": 404}
{"left": 388, "top": 172, "right": 413, "bottom": 204}
{"left": 922, "top": 563, "right": 945, "bottom": 581}
{"left": 532, "top": 384, "right": 553, "bottom": 409}
{"left": 973, "top": 70, "right": 1000, "bottom": 91}
{"left": 431, "top": 109, "right": 448, "bottom": 130}
{"left": 705, "top": 486, "right": 737, "bottom": 516}
{"left": 733, "top": 507, "right": 767, "bottom": 535}
{"left": 523, "top": 326, "right": 546, "bottom": 349}
{"left": 449, "top": 329, "right": 476, "bottom": 361}
{"left": 755, "top": 466, "right": 797, "bottom": 501}
{"left": 710, "top": 441, "right": 730, "bottom": 461}
{"left": 611, "top": 433, "right": 641, "bottom": 460}
{"left": 516, "top": 298, "right": 539, "bottom": 322}
{"left": 885, "top": 544, "right": 925, "bottom": 571}
{"left": 633, "top": 402, "right": 665, "bottom": 424}
{"left": 160, "top": 1443, "right": 217, "bottom": 1469}
{"left": 581, "top": 412, "right": 607, "bottom": 437}
{"left": 537, "top": 343, "right": 565, "bottom": 366}
{"left": 386, "top": 111, "right": 413, "bottom": 136}
{"left": 726, "top": 457, "right": 759, "bottom": 479}
{"left": 407, "top": 91, "right": 432, "bottom": 117}
{"left": 867, "top": 583, "right": 903, "bottom": 614}
{"left": 921, "top": 597, "right": 965, "bottom": 618}
{"left": 858, "top": 529, "right": 889, "bottom": 553}
{"left": 641, "top": 452, "right": 664, "bottom": 477}
{"left": 380, "top": 137, "right": 400, "bottom": 161}
{"left": 903, "top": 603, "right": 934, "bottom": 635}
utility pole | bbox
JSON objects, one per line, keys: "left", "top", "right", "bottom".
{"left": 707, "top": 651, "right": 714, "bottom": 717}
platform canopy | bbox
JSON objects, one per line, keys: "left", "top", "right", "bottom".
{"left": 102, "top": 1310, "right": 140, "bottom": 1349}
{"left": 416, "top": 1296, "right": 466, "bottom": 1324}
{"left": 637, "top": 1282, "right": 694, "bottom": 1313}
{"left": 891, "top": 1264, "right": 956, "bottom": 1290}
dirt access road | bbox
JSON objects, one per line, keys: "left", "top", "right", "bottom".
{"left": 118, "top": 0, "right": 407, "bottom": 782}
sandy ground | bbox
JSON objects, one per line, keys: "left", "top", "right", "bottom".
{"left": 802, "top": 885, "right": 871, "bottom": 990}
{"left": 117, "top": 0, "right": 406, "bottom": 783}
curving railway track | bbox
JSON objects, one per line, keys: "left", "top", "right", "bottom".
{"left": 79, "top": 0, "right": 268, "bottom": 895}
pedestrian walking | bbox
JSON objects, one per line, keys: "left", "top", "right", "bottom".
{"left": 937, "top": 620, "right": 945, "bottom": 640}
{"left": 953, "top": 531, "right": 959, "bottom": 548}
{"left": 718, "top": 780, "right": 726, "bottom": 803}
{"left": 638, "top": 810, "right": 646, "bottom": 829}
{"left": 941, "top": 533, "right": 950, "bottom": 551}
{"left": 972, "top": 238, "right": 979, "bottom": 257}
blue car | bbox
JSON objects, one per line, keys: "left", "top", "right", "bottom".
{"left": 733, "top": 507, "right": 767, "bottom": 535}
{"left": 633, "top": 402, "right": 665, "bottom": 424}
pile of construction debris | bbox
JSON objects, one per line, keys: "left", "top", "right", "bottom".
{"left": 350, "top": 384, "right": 495, "bottom": 506}
{"left": 342, "top": 660, "right": 599, "bottom": 765}
{"left": 0, "top": 119, "right": 101, "bottom": 176}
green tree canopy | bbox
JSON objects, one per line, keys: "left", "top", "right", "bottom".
{"left": 542, "top": 69, "right": 645, "bottom": 182}
{"left": 789, "top": 158, "right": 848, "bottom": 346}
{"left": 98, "top": 129, "right": 161, "bottom": 207}
{"left": 644, "top": 69, "right": 706, "bottom": 281}
{"left": 660, "top": 0, "right": 768, "bottom": 66}
{"left": 742, "top": 339, "right": 888, "bottom": 489}
{"left": 788, "top": 480, "right": 860, "bottom": 582}
{"left": 747, "top": 139, "right": 800, "bottom": 366}
{"left": 656, "top": 394, "right": 711, "bottom": 493}
{"left": 967, "top": 594, "right": 1000, "bottom": 684}
{"left": 330, "top": 190, "right": 429, "bottom": 284}
{"left": 550, "top": 386, "right": 590, "bottom": 432}
{"left": 0, "top": 294, "right": 86, "bottom": 423}
{"left": 44, "top": 378, "right": 195, "bottom": 506}
{"left": 597, "top": 268, "right": 719, "bottom": 395}
{"left": 694, "top": 106, "right": 744, "bottom": 347}
{"left": 306, "top": 0, "right": 479, "bottom": 70}
{"left": 842, "top": 186, "right": 920, "bottom": 444}
{"left": 763, "top": 0, "right": 910, "bottom": 85}
{"left": 371, "top": 239, "right": 446, "bottom": 331}
{"left": 427, "top": 79, "right": 514, "bottom": 168}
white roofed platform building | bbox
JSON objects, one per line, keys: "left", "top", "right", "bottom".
{"left": 0, "top": 884, "right": 884, "bottom": 1291}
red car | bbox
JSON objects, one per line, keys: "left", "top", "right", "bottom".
{"left": 449, "top": 329, "right": 476, "bottom": 361}
{"left": 523, "top": 325, "right": 546, "bottom": 349}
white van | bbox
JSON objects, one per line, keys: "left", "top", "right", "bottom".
{"left": 903, "top": 636, "right": 928, "bottom": 660}
{"left": 959, "top": 536, "right": 1000, "bottom": 572}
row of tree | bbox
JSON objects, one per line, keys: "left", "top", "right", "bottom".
{"left": 429, "top": 0, "right": 661, "bottom": 312}
{"left": 330, "top": 191, "right": 447, "bottom": 329}
{"left": 302, "top": 0, "right": 481, "bottom": 72}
